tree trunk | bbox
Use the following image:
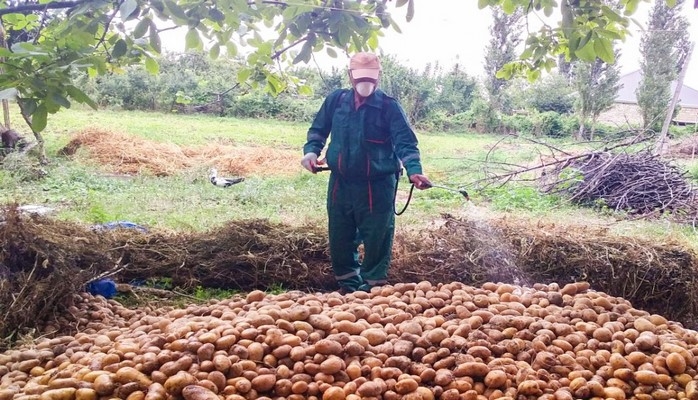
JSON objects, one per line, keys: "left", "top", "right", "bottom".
{"left": 590, "top": 117, "right": 597, "bottom": 141}
{"left": 655, "top": 42, "right": 694, "bottom": 155}
{"left": 576, "top": 115, "right": 586, "bottom": 141}
{"left": 18, "top": 103, "right": 48, "bottom": 165}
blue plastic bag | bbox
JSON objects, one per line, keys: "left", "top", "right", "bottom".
{"left": 86, "top": 279, "right": 118, "bottom": 299}
{"left": 92, "top": 221, "right": 148, "bottom": 233}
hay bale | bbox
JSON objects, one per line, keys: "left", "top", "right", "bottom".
{"left": 57, "top": 128, "right": 301, "bottom": 177}
{"left": 114, "top": 220, "right": 334, "bottom": 291}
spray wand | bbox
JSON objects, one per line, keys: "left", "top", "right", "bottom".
{"left": 312, "top": 166, "right": 470, "bottom": 211}
{"left": 425, "top": 183, "right": 470, "bottom": 201}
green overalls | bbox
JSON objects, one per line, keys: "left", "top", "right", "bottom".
{"left": 303, "top": 88, "right": 423, "bottom": 292}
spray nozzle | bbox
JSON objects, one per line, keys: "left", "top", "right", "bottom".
{"left": 425, "top": 183, "right": 470, "bottom": 201}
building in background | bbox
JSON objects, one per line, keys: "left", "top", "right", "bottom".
{"left": 598, "top": 70, "right": 698, "bottom": 127}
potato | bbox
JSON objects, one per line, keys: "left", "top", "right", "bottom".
{"left": 93, "top": 374, "right": 115, "bottom": 396}
{"left": 314, "top": 340, "right": 343, "bottom": 356}
{"left": 484, "top": 370, "right": 507, "bottom": 388}
{"left": 666, "top": 353, "right": 687, "bottom": 374}
{"left": 181, "top": 385, "right": 219, "bottom": 400}
{"left": 356, "top": 381, "right": 382, "bottom": 398}
{"left": 320, "top": 356, "right": 344, "bottom": 375}
{"left": 164, "top": 371, "right": 197, "bottom": 396}
{"left": 144, "top": 383, "right": 167, "bottom": 400}
{"left": 394, "top": 378, "right": 418, "bottom": 395}
{"left": 322, "top": 386, "right": 346, "bottom": 400}
{"left": 73, "top": 389, "right": 96, "bottom": 400}
{"left": 251, "top": 375, "right": 276, "bottom": 392}
{"left": 115, "top": 367, "right": 152, "bottom": 388}
{"left": 39, "top": 388, "right": 76, "bottom": 400}
{"left": 360, "top": 329, "right": 387, "bottom": 346}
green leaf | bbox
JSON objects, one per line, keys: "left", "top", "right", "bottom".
{"left": 50, "top": 92, "right": 71, "bottom": 108}
{"left": 112, "top": 39, "right": 128, "bottom": 58}
{"left": 624, "top": 0, "right": 640, "bottom": 15}
{"left": 395, "top": 0, "right": 408, "bottom": 6}
{"left": 406, "top": 0, "right": 414, "bottom": 22}
{"left": 577, "top": 31, "right": 593, "bottom": 51}
{"left": 226, "top": 42, "right": 238, "bottom": 56}
{"left": 292, "top": 40, "right": 312, "bottom": 64}
{"left": 298, "top": 84, "right": 313, "bottom": 96}
{"left": 326, "top": 47, "right": 337, "bottom": 58}
{"left": 150, "top": 29, "right": 162, "bottom": 53}
{"left": 32, "top": 104, "right": 48, "bottom": 132}
{"left": 502, "top": 0, "right": 516, "bottom": 14}
{"left": 575, "top": 39, "right": 596, "bottom": 61}
{"left": 164, "top": 0, "right": 187, "bottom": 20}
{"left": 185, "top": 29, "right": 203, "bottom": 50}
{"left": 66, "top": 85, "right": 98, "bottom": 109}
{"left": 0, "top": 88, "right": 18, "bottom": 100}
{"left": 209, "top": 43, "right": 220, "bottom": 59}
{"left": 133, "top": 17, "right": 150, "bottom": 39}
{"left": 593, "top": 38, "right": 615, "bottom": 63}
{"left": 145, "top": 57, "right": 160, "bottom": 74}
{"left": 477, "top": 0, "right": 489, "bottom": 9}
{"left": 526, "top": 69, "right": 541, "bottom": 82}
{"left": 237, "top": 68, "right": 252, "bottom": 83}
{"left": 119, "top": 0, "right": 138, "bottom": 20}
{"left": 337, "top": 25, "right": 350, "bottom": 46}
{"left": 208, "top": 8, "right": 225, "bottom": 22}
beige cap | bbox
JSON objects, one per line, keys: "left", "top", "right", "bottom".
{"left": 349, "top": 52, "right": 381, "bottom": 79}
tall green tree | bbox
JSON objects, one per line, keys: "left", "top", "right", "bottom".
{"left": 636, "top": 0, "right": 691, "bottom": 130}
{"left": 571, "top": 52, "right": 621, "bottom": 141}
{"left": 483, "top": 7, "right": 523, "bottom": 113}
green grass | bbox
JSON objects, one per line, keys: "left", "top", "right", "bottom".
{"left": 2, "top": 107, "right": 697, "bottom": 246}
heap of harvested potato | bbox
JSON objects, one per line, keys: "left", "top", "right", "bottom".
{"left": 2, "top": 281, "right": 698, "bottom": 400}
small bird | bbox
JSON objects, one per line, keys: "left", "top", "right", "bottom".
{"left": 209, "top": 168, "right": 245, "bottom": 187}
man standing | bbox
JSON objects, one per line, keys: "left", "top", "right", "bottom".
{"left": 301, "top": 52, "right": 431, "bottom": 293}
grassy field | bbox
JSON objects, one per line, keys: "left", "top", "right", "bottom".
{"left": 1, "top": 107, "right": 697, "bottom": 246}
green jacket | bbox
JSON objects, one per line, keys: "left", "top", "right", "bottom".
{"left": 303, "top": 88, "right": 423, "bottom": 180}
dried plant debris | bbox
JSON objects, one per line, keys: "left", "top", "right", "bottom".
{"left": 541, "top": 151, "right": 698, "bottom": 222}
{"left": 3, "top": 207, "right": 698, "bottom": 347}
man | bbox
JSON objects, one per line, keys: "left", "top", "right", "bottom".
{"left": 301, "top": 52, "right": 431, "bottom": 293}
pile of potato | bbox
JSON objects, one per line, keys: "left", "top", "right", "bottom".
{"left": 2, "top": 280, "right": 698, "bottom": 400}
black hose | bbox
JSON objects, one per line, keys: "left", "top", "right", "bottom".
{"left": 394, "top": 177, "right": 415, "bottom": 216}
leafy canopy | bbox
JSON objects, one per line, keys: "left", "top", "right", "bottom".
{"left": 483, "top": 0, "right": 671, "bottom": 81}
{"left": 0, "top": 0, "right": 669, "bottom": 133}
{"left": 0, "top": 0, "right": 415, "bottom": 132}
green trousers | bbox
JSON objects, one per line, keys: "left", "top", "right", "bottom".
{"left": 327, "top": 173, "right": 396, "bottom": 291}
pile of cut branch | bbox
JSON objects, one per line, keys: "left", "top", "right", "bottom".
{"left": 541, "top": 151, "right": 698, "bottom": 222}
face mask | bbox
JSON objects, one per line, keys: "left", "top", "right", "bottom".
{"left": 355, "top": 81, "right": 376, "bottom": 97}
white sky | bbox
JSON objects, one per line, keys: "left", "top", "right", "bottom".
{"left": 162, "top": 1, "right": 698, "bottom": 90}
{"left": 373, "top": 0, "right": 698, "bottom": 89}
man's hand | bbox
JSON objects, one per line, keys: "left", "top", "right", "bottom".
{"left": 301, "top": 153, "right": 318, "bottom": 173}
{"left": 409, "top": 174, "right": 432, "bottom": 190}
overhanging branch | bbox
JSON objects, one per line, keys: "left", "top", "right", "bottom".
{"left": 0, "top": 0, "right": 90, "bottom": 16}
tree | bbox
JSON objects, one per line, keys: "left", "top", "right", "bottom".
{"left": 0, "top": 0, "right": 682, "bottom": 162}
{"left": 636, "top": 0, "right": 691, "bottom": 131}
{"left": 525, "top": 74, "right": 575, "bottom": 114}
{"left": 571, "top": 52, "right": 621, "bottom": 141}
{"left": 482, "top": 0, "right": 674, "bottom": 80}
{"left": 0, "top": 0, "right": 416, "bottom": 162}
{"left": 483, "top": 7, "right": 523, "bottom": 113}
